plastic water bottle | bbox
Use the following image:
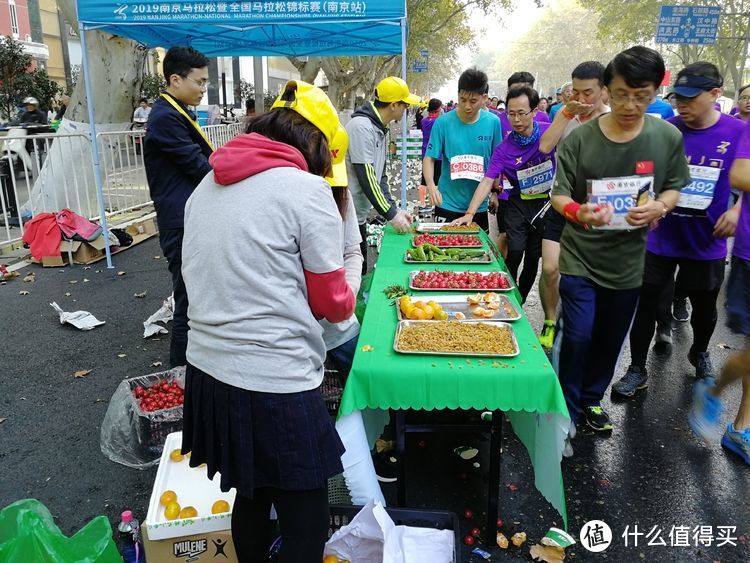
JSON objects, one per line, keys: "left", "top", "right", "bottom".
{"left": 118, "top": 510, "right": 145, "bottom": 563}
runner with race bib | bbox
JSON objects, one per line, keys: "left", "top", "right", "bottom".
{"left": 550, "top": 47, "right": 690, "bottom": 451}
{"left": 451, "top": 85, "right": 585, "bottom": 302}
{"left": 423, "top": 68, "right": 503, "bottom": 231}
{"left": 614, "top": 62, "right": 744, "bottom": 397}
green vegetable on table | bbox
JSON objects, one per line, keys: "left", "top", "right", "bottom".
{"left": 407, "top": 244, "right": 488, "bottom": 262}
{"left": 384, "top": 284, "right": 409, "bottom": 300}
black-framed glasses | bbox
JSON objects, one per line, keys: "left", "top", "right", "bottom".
{"left": 739, "top": 96, "right": 750, "bottom": 102}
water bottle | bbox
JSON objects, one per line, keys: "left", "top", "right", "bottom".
{"left": 117, "top": 510, "right": 145, "bottom": 563}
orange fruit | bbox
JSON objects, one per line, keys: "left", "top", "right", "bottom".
{"left": 169, "top": 449, "right": 184, "bottom": 462}
{"left": 164, "top": 502, "right": 180, "bottom": 521}
{"left": 412, "top": 308, "right": 427, "bottom": 320}
{"left": 159, "top": 490, "right": 177, "bottom": 506}
{"left": 422, "top": 305, "right": 434, "bottom": 319}
{"left": 211, "top": 500, "right": 231, "bottom": 514}
{"left": 179, "top": 506, "right": 198, "bottom": 519}
{"left": 323, "top": 556, "right": 339, "bottom": 563}
{"left": 414, "top": 301, "right": 427, "bottom": 309}
{"left": 407, "top": 308, "right": 420, "bottom": 320}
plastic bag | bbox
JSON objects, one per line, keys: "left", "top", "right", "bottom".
{"left": 100, "top": 366, "right": 185, "bottom": 469}
{"left": 0, "top": 498, "right": 121, "bottom": 563}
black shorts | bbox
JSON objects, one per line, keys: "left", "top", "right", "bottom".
{"left": 495, "top": 198, "right": 509, "bottom": 233}
{"left": 643, "top": 251, "right": 725, "bottom": 292}
{"left": 504, "top": 196, "right": 545, "bottom": 252}
{"left": 434, "top": 207, "right": 489, "bottom": 232}
{"left": 727, "top": 256, "right": 750, "bottom": 335}
{"left": 543, "top": 206, "right": 566, "bottom": 242}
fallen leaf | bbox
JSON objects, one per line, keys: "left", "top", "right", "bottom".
{"left": 512, "top": 532, "right": 528, "bottom": 547}
{"left": 64, "top": 292, "right": 71, "bottom": 297}
{"left": 18, "top": 290, "right": 29, "bottom": 295}
{"left": 0, "top": 417, "right": 6, "bottom": 424}
{"left": 360, "top": 345, "right": 374, "bottom": 352}
{"left": 497, "top": 532, "right": 509, "bottom": 549}
{"left": 150, "top": 361, "right": 163, "bottom": 367}
{"left": 117, "top": 271, "right": 126, "bottom": 276}
{"left": 530, "top": 544, "right": 565, "bottom": 562}
{"left": 134, "top": 291, "right": 147, "bottom": 298}
{"left": 22, "top": 272, "right": 35, "bottom": 282}
{"left": 507, "top": 483, "right": 519, "bottom": 492}
{"left": 375, "top": 439, "right": 394, "bottom": 453}
{"left": 117, "top": 353, "right": 127, "bottom": 358}
{"left": 73, "top": 369, "right": 93, "bottom": 378}
{"left": 598, "top": 479, "right": 611, "bottom": 487}
{"left": 83, "top": 278, "right": 90, "bottom": 283}
{"left": 69, "top": 280, "right": 77, "bottom": 284}
{"left": 717, "top": 342, "right": 732, "bottom": 349}
{"left": 153, "top": 255, "right": 161, "bottom": 260}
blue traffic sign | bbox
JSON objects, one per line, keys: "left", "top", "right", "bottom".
{"left": 656, "top": 5, "right": 720, "bottom": 45}
{"left": 419, "top": 49, "right": 429, "bottom": 58}
{"left": 412, "top": 61, "right": 428, "bottom": 73}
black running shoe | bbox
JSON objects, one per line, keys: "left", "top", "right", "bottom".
{"left": 372, "top": 452, "right": 398, "bottom": 483}
{"left": 689, "top": 349, "right": 716, "bottom": 380}
{"left": 613, "top": 365, "right": 648, "bottom": 397}
{"left": 672, "top": 298, "right": 690, "bottom": 322}
{"left": 584, "top": 406, "right": 613, "bottom": 432}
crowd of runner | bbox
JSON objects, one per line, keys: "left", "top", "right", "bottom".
{"left": 409, "top": 47, "right": 750, "bottom": 461}
{"left": 144, "top": 44, "right": 750, "bottom": 560}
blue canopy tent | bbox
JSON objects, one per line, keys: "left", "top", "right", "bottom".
{"left": 75, "top": 0, "right": 410, "bottom": 267}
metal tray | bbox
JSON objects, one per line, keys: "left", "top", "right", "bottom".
{"left": 396, "top": 294, "right": 521, "bottom": 322}
{"left": 394, "top": 320, "right": 520, "bottom": 357}
{"left": 411, "top": 235, "right": 483, "bottom": 248}
{"left": 408, "top": 270, "right": 515, "bottom": 292}
{"left": 416, "top": 222, "right": 481, "bottom": 234}
{"left": 404, "top": 250, "right": 494, "bottom": 264}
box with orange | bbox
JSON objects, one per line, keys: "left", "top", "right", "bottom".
{"left": 142, "top": 431, "right": 239, "bottom": 562}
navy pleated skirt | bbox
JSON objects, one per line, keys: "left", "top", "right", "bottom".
{"left": 181, "top": 363, "right": 345, "bottom": 497}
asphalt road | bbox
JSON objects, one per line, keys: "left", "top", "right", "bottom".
{"left": 1, "top": 236, "right": 748, "bottom": 562}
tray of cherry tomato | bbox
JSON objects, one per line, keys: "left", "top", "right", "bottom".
{"left": 412, "top": 233, "right": 483, "bottom": 248}
{"left": 409, "top": 270, "right": 514, "bottom": 291}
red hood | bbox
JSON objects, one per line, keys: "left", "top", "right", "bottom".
{"left": 209, "top": 132, "right": 309, "bottom": 185}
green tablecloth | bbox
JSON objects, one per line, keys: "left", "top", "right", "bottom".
{"left": 338, "top": 225, "right": 570, "bottom": 526}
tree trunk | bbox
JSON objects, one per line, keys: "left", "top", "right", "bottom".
{"left": 66, "top": 31, "right": 148, "bottom": 123}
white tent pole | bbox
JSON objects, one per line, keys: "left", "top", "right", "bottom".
{"left": 79, "top": 25, "right": 114, "bottom": 268}
{"left": 400, "top": 17, "right": 407, "bottom": 211}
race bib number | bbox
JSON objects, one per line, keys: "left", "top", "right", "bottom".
{"left": 677, "top": 165, "right": 719, "bottom": 210}
{"left": 517, "top": 160, "right": 554, "bottom": 197}
{"left": 588, "top": 175, "right": 654, "bottom": 230}
{"left": 450, "top": 154, "right": 484, "bottom": 182}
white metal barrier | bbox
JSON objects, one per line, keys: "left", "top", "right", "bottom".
{"left": 0, "top": 122, "right": 242, "bottom": 248}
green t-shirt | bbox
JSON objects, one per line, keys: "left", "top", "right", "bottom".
{"left": 551, "top": 116, "right": 691, "bottom": 289}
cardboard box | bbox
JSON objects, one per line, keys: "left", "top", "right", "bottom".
{"left": 32, "top": 216, "right": 158, "bottom": 267}
{"left": 142, "top": 527, "right": 238, "bottom": 563}
{"left": 144, "top": 432, "right": 239, "bottom": 562}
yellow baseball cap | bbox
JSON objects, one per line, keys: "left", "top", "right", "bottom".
{"left": 271, "top": 80, "right": 348, "bottom": 186}
{"left": 375, "top": 76, "right": 421, "bottom": 105}
{"left": 326, "top": 127, "right": 348, "bottom": 187}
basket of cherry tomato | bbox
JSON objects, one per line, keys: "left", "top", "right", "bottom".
{"left": 128, "top": 368, "right": 186, "bottom": 456}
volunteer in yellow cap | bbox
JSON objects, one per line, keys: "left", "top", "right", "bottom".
{"left": 346, "top": 76, "right": 418, "bottom": 274}
{"left": 180, "top": 79, "right": 356, "bottom": 561}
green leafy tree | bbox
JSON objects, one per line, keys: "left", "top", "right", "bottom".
{"left": 585, "top": 0, "right": 750, "bottom": 96}
{"left": 0, "top": 35, "right": 33, "bottom": 120}
{"left": 288, "top": 0, "right": 517, "bottom": 109}
{"left": 487, "top": 0, "right": 625, "bottom": 98}
{"left": 15, "top": 67, "right": 62, "bottom": 113}
{"left": 140, "top": 73, "right": 164, "bottom": 100}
